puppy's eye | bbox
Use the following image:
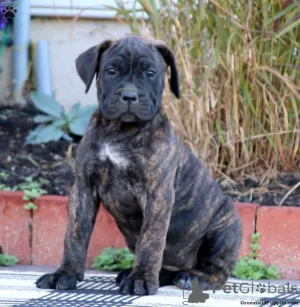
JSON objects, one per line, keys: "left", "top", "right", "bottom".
{"left": 145, "top": 70, "right": 155, "bottom": 77}
{"left": 107, "top": 68, "right": 116, "bottom": 75}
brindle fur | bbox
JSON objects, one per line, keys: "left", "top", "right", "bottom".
{"left": 36, "top": 35, "right": 242, "bottom": 296}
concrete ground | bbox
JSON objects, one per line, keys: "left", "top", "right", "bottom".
{"left": 1, "top": 265, "right": 300, "bottom": 307}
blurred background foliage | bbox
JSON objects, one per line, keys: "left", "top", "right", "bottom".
{"left": 113, "top": 0, "right": 299, "bottom": 181}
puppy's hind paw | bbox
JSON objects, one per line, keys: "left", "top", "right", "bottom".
{"left": 173, "top": 271, "right": 195, "bottom": 290}
{"left": 116, "top": 268, "right": 132, "bottom": 286}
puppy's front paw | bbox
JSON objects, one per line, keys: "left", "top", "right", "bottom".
{"left": 35, "top": 271, "right": 81, "bottom": 290}
{"left": 118, "top": 273, "right": 158, "bottom": 296}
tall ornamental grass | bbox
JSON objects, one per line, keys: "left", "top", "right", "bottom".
{"left": 114, "top": 0, "right": 299, "bottom": 180}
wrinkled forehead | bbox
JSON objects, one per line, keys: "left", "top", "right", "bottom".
{"left": 102, "top": 36, "right": 164, "bottom": 66}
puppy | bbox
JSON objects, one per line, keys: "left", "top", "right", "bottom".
{"left": 36, "top": 35, "right": 242, "bottom": 296}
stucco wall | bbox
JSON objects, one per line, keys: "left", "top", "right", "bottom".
{"left": 0, "top": 18, "right": 131, "bottom": 108}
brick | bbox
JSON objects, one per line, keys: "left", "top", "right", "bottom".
{"left": 234, "top": 202, "right": 259, "bottom": 258}
{"left": 32, "top": 196, "right": 126, "bottom": 267}
{"left": 0, "top": 191, "right": 31, "bottom": 264}
{"left": 256, "top": 206, "right": 300, "bottom": 279}
{"left": 32, "top": 195, "right": 68, "bottom": 266}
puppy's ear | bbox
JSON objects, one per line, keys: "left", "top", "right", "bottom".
{"left": 154, "top": 42, "right": 180, "bottom": 99}
{"left": 76, "top": 40, "right": 112, "bottom": 93}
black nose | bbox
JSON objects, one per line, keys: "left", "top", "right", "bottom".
{"left": 121, "top": 91, "right": 138, "bottom": 103}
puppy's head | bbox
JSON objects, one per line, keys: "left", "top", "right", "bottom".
{"left": 76, "top": 35, "right": 180, "bottom": 122}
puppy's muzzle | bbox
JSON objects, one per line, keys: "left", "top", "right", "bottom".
{"left": 121, "top": 90, "right": 139, "bottom": 104}
{"left": 120, "top": 85, "right": 139, "bottom": 106}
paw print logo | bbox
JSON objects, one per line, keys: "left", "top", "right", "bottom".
{"left": 2, "top": 6, "right": 17, "bottom": 19}
{"left": 256, "top": 283, "right": 266, "bottom": 294}
{"left": 1, "top": 1, "right": 18, "bottom": 20}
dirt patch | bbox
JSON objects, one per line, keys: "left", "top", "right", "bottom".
{"left": 0, "top": 105, "right": 299, "bottom": 206}
{"left": 0, "top": 105, "right": 78, "bottom": 196}
{"left": 222, "top": 175, "right": 300, "bottom": 206}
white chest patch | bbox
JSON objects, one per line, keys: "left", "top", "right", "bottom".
{"left": 98, "top": 144, "right": 129, "bottom": 168}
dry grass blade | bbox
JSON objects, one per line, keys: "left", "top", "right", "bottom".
{"left": 279, "top": 181, "right": 300, "bottom": 206}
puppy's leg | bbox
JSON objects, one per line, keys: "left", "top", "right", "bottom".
{"left": 118, "top": 184, "right": 175, "bottom": 295}
{"left": 36, "top": 180, "right": 100, "bottom": 290}
{"left": 174, "top": 197, "right": 242, "bottom": 290}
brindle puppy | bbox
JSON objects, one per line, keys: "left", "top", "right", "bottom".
{"left": 36, "top": 35, "right": 242, "bottom": 296}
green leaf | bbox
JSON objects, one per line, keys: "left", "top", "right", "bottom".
{"left": 26, "top": 125, "right": 64, "bottom": 144}
{"left": 62, "top": 133, "right": 73, "bottom": 142}
{"left": 241, "top": 80, "right": 257, "bottom": 117}
{"left": 69, "top": 102, "right": 81, "bottom": 119}
{"left": 0, "top": 172, "right": 8, "bottom": 180}
{"left": 0, "top": 184, "right": 11, "bottom": 191}
{"left": 68, "top": 118, "right": 89, "bottom": 136}
{"left": 76, "top": 105, "right": 97, "bottom": 118}
{"left": 0, "top": 254, "right": 18, "bottom": 266}
{"left": 51, "top": 119, "right": 67, "bottom": 128}
{"left": 99, "top": 254, "right": 114, "bottom": 263}
{"left": 92, "top": 247, "right": 135, "bottom": 271}
{"left": 23, "top": 202, "right": 37, "bottom": 210}
{"left": 38, "top": 178, "right": 50, "bottom": 185}
{"left": 215, "top": 120, "right": 225, "bottom": 145}
{"left": 251, "top": 233, "right": 261, "bottom": 243}
{"left": 33, "top": 115, "right": 55, "bottom": 123}
{"left": 250, "top": 243, "right": 261, "bottom": 251}
{"left": 252, "top": 271, "right": 264, "bottom": 280}
{"left": 68, "top": 105, "right": 96, "bottom": 136}
{"left": 265, "top": 3, "right": 297, "bottom": 25}
{"left": 277, "top": 18, "right": 300, "bottom": 38}
{"left": 31, "top": 91, "right": 64, "bottom": 117}
{"left": 266, "top": 265, "right": 280, "bottom": 279}
{"left": 233, "top": 232, "right": 280, "bottom": 280}
{"left": 39, "top": 189, "right": 47, "bottom": 195}
{"left": 26, "top": 126, "right": 47, "bottom": 144}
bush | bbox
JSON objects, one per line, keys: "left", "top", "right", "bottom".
{"left": 0, "top": 250, "right": 18, "bottom": 266}
{"left": 92, "top": 247, "right": 135, "bottom": 271}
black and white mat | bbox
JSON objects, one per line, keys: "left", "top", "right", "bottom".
{"left": 1, "top": 266, "right": 300, "bottom": 307}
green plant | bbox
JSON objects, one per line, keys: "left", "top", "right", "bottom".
{"left": 26, "top": 91, "right": 97, "bottom": 144}
{"left": 0, "top": 172, "right": 8, "bottom": 180}
{"left": 0, "top": 253, "right": 18, "bottom": 266}
{"left": 232, "top": 233, "right": 280, "bottom": 280}
{"left": 0, "top": 184, "right": 11, "bottom": 191}
{"left": 0, "top": 172, "right": 12, "bottom": 191}
{"left": 0, "top": 172, "right": 11, "bottom": 191}
{"left": 18, "top": 177, "right": 49, "bottom": 210}
{"left": 0, "top": 175, "right": 49, "bottom": 208}
{"left": 113, "top": 0, "right": 299, "bottom": 180}
{"left": 92, "top": 247, "right": 135, "bottom": 271}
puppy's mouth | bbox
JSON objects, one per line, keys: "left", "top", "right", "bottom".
{"left": 120, "top": 112, "right": 138, "bottom": 123}
{"left": 101, "top": 91, "right": 154, "bottom": 122}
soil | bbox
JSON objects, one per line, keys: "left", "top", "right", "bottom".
{"left": 0, "top": 105, "right": 299, "bottom": 206}
{"left": 0, "top": 105, "right": 77, "bottom": 196}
